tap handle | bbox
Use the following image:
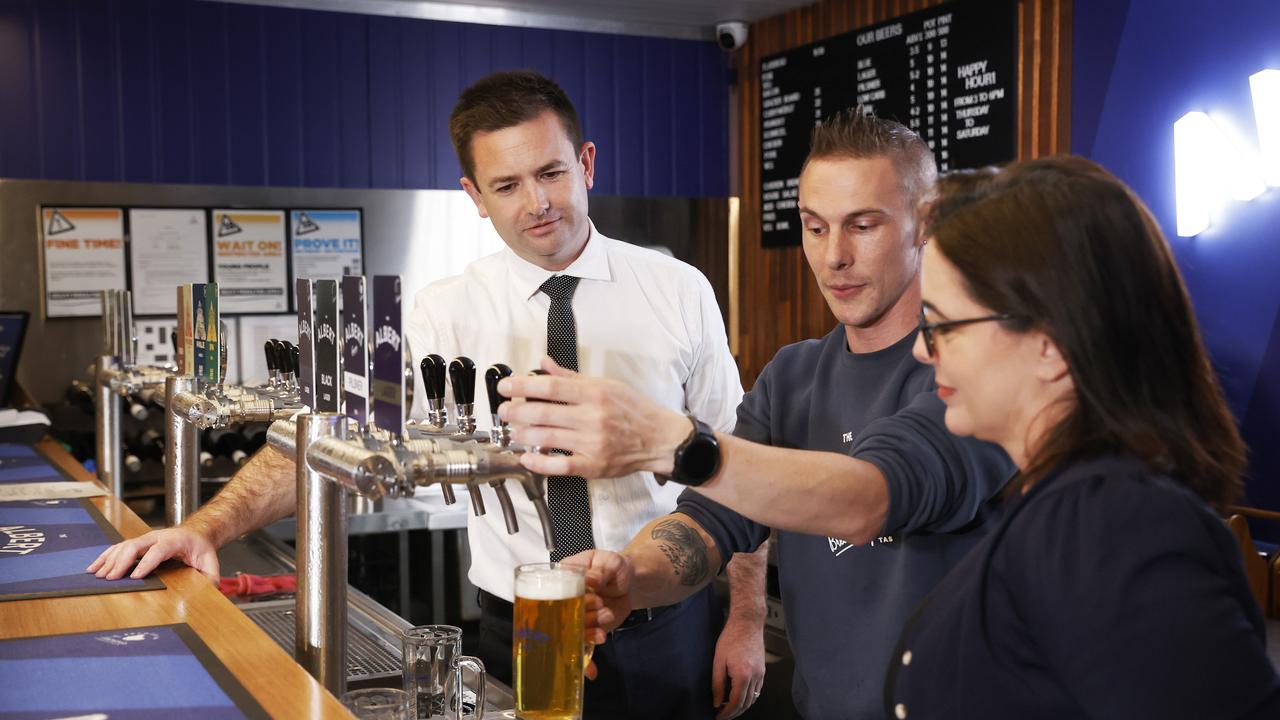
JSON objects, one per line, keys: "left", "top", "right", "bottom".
{"left": 491, "top": 481, "right": 519, "bottom": 535}
{"left": 448, "top": 357, "right": 476, "bottom": 407}
{"left": 484, "top": 363, "right": 513, "bottom": 416}
{"left": 264, "top": 340, "right": 278, "bottom": 373}
{"left": 419, "top": 354, "right": 447, "bottom": 401}
{"left": 289, "top": 343, "right": 300, "bottom": 375}
{"left": 170, "top": 330, "right": 179, "bottom": 356}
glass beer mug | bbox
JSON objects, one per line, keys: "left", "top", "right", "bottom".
{"left": 513, "top": 562, "right": 588, "bottom": 720}
{"left": 402, "top": 624, "right": 486, "bottom": 720}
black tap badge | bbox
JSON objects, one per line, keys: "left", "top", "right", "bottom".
{"left": 296, "top": 278, "right": 315, "bottom": 409}
{"left": 371, "top": 275, "right": 404, "bottom": 437}
{"left": 341, "top": 275, "right": 369, "bottom": 427}
{"left": 312, "top": 279, "right": 339, "bottom": 413}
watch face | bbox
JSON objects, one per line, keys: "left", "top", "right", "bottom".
{"left": 683, "top": 437, "right": 720, "bottom": 480}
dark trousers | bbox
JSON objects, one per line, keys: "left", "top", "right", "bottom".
{"left": 479, "top": 586, "right": 722, "bottom": 720}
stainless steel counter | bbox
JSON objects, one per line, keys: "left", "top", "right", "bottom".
{"left": 219, "top": 530, "right": 514, "bottom": 715}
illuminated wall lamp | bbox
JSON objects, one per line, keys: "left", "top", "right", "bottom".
{"left": 1174, "top": 68, "right": 1280, "bottom": 237}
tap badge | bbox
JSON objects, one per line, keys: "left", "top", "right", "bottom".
{"left": 345, "top": 322, "right": 365, "bottom": 354}
{"left": 316, "top": 323, "right": 337, "bottom": 345}
{"left": 299, "top": 320, "right": 312, "bottom": 339}
{"left": 375, "top": 325, "right": 401, "bottom": 352}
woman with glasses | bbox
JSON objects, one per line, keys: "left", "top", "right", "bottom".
{"left": 499, "top": 157, "right": 1280, "bottom": 717}
{"left": 881, "top": 157, "right": 1280, "bottom": 718}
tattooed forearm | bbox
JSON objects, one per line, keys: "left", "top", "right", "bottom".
{"left": 651, "top": 519, "right": 711, "bottom": 587}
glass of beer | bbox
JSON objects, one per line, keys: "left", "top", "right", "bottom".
{"left": 513, "top": 562, "right": 587, "bottom": 720}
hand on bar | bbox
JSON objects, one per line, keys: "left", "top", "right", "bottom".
{"left": 85, "top": 526, "right": 220, "bottom": 583}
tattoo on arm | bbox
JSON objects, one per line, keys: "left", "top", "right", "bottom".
{"left": 651, "top": 519, "right": 711, "bottom": 587}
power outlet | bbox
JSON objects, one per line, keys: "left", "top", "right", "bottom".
{"left": 135, "top": 320, "right": 177, "bottom": 367}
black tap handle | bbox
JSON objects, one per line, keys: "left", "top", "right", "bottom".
{"left": 448, "top": 356, "right": 476, "bottom": 406}
{"left": 484, "top": 364, "right": 514, "bottom": 416}
{"left": 170, "top": 330, "right": 179, "bottom": 355}
{"left": 264, "top": 340, "right": 278, "bottom": 372}
{"left": 289, "top": 343, "right": 300, "bottom": 375}
{"left": 419, "top": 354, "right": 447, "bottom": 400}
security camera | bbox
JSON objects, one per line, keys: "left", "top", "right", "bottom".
{"left": 716, "top": 21, "right": 748, "bottom": 51}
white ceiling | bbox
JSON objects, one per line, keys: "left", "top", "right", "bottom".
{"left": 211, "top": 0, "right": 816, "bottom": 40}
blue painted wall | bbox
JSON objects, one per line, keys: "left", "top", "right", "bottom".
{"left": 0, "top": 0, "right": 730, "bottom": 196}
{"left": 1073, "top": 0, "right": 1280, "bottom": 537}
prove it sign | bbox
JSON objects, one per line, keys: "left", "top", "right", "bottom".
{"left": 289, "top": 210, "right": 363, "bottom": 282}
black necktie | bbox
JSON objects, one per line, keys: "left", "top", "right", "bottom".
{"left": 538, "top": 275, "right": 595, "bottom": 560}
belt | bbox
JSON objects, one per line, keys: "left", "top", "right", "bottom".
{"left": 479, "top": 589, "right": 685, "bottom": 633}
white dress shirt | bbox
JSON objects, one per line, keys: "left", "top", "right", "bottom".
{"left": 404, "top": 223, "right": 743, "bottom": 600}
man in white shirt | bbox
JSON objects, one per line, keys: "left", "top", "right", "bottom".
{"left": 89, "top": 70, "right": 768, "bottom": 720}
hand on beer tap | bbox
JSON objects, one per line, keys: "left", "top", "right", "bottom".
{"left": 497, "top": 356, "right": 691, "bottom": 479}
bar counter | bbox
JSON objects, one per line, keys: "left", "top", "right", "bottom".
{"left": 0, "top": 438, "right": 353, "bottom": 718}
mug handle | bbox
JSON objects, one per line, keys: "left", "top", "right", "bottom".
{"left": 453, "top": 655, "right": 486, "bottom": 719}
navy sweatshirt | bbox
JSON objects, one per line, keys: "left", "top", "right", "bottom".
{"left": 678, "top": 327, "right": 1013, "bottom": 719}
{"left": 886, "top": 454, "right": 1280, "bottom": 719}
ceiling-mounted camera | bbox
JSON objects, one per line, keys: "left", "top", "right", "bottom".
{"left": 716, "top": 21, "right": 748, "bottom": 51}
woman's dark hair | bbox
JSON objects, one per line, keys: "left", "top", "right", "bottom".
{"left": 926, "top": 156, "right": 1244, "bottom": 507}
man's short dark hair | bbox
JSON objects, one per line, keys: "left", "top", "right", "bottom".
{"left": 449, "top": 70, "right": 584, "bottom": 183}
{"left": 804, "top": 107, "right": 938, "bottom": 207}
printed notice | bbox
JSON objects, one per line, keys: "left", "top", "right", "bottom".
{"left": 290, "top": 210, "right": 363, "bottom": 281}
{"left": 129, "top": 209, "right": 209, "bottom": 316}
{"left": 211, "top": 210, "right": 288, "bottom": 313}
{"left": 41, "top": 207, "right": 127, "bottom": 317}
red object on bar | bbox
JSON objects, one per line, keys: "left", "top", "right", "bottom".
{"left": 218, "top": 573, "right": 297, "bottom": 598}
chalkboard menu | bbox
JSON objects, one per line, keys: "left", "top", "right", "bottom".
{"left": 759, "top": 0, "right": 1018, "bottom": 247}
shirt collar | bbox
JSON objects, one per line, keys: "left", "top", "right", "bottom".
{"left": 504, "top": 220, "right": 614, "bottom": 300}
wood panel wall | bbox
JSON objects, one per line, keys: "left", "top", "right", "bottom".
{"left": 733, "top": 0, "right": 1072, "bottom": 386}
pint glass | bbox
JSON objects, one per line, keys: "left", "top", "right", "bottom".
{"left": 513, "top": 562, "right": 586, "bottom": 720}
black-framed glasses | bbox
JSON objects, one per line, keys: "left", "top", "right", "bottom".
{"left": 918, "top": 311, "right": 1021, "bottom": 357}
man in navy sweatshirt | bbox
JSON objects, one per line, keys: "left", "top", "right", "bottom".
{"left": 499, "top": 108, "right": 1014, "bottom": 719}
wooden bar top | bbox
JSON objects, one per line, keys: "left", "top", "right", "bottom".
{"left": 0, "top": 438, "right": 353, "bottom": 719}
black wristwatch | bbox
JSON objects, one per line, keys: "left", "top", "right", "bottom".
{"left": 662, "top": 415, "right": 721, "bottom": 487}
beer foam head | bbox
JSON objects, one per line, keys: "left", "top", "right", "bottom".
{"left": 515, "top": 566, "right": 585, "bottom": 600}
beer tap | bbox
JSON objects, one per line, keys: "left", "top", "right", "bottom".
{"left": 485, "top": 364, "right": 514, "bottom": 446}
{"left": 263, "top": 340, "right": 283, "bottom": 391}
{"left": 442, "top": 356, "right": 490, "bottom": 513}
{"left": 450, "top": 356, "right": 489, "bottom": 441}
{"left": 419, "top": 354, "right": 449, "bottom": 430}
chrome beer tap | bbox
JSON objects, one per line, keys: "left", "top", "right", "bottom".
{"left": 418, "top": 354, "right": 450, "bottom": 431}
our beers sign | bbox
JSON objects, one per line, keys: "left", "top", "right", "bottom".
{"left": 514, "top": 563, "right": 588, "bottom": 720}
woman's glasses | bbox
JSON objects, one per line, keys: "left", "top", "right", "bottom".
{"left": 918, "top": 311, "right": 1021, "bottom": 357}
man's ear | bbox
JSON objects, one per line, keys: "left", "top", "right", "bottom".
{"left": 460, "top": 177, "right": 489, "bottom": 219}
{"left": 579, "top": 141, "right": 597, "bottom": 191}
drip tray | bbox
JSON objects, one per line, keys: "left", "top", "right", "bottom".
{"left": 242, "top": 599, "right": 403, "bottom": 683}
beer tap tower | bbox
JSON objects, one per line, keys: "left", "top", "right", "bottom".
{"left": 264, "top": 274, "right": 559, "bottom": 697}
{"left": 92, "top": 289, "right": 176, "bottom": 496}
{"left": 162, "top": 283, "right": 305, "bottom": 525}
